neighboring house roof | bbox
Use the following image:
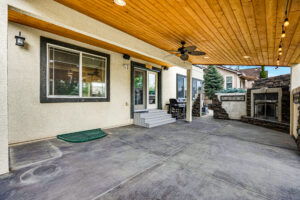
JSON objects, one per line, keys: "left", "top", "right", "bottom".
{"left": 215, "top": 66, "right": 242, "bottom": 75}
{"left": 239, "top": 68, "right": 265, "bottom": 80}
{"left": 215, "top": 66, "right": 266, "bottom": 81}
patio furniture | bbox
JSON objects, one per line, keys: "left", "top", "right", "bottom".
{"left": 169, "top": 98, "right": 186, "bottom": 119}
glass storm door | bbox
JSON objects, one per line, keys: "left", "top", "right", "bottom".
{"left": 134, "top": 69, "right": 146, "bottom": 110}
{"left": 148, "top": 71, "right": 158, "bottom": 109}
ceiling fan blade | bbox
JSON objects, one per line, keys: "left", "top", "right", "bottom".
{"left": 189, "top": 51, "right": 206, "bottom": 56}
{"left": 183, "top": 46, "right": 196, "bottom": 53}
{"left": 180, "top": 54, "right": 189, "bottom": 61}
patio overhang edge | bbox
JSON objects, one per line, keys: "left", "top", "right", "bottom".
{"left": 7, "top": 7, "right": 192, "bottom": 68}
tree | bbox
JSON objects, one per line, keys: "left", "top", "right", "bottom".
{"left": 204, "top": 65, "right": 224, "bottom": 100}
{"left": 260, "top": 66, "right": 268, "bottom": 78}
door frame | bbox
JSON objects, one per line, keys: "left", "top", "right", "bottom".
{"left": 130, "top": 61, "right": 162, "bottom": 118}
{"left": 134, "top": 68, "right": 147, "bottom": 111}
{"left": 147, "top": 71, "right": 158, "bottom": 109}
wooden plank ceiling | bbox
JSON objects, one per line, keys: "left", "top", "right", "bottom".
{"left": 55, "top": 0, "right": 300, "bottom": 66}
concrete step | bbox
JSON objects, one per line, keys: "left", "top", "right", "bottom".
{"left": 142, "top": 113, "right": 172, "bottom": 119}
{"left": 139, "top": 111, "right": 169, "bottom": 118}
{"left": 147, "top": 118, "right": 176, "bottom": 128}
{"left": 147, "top": 109, "right": 168, "bottom": 113}
{"left": 144, "top": 115, "right": 173, "bottom": 123}
{"left": 133, "top": 109, "right": 176, "bottom": 128}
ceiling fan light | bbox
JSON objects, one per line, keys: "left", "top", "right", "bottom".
{"left": 284, "top": 18, "right": 289, "bottom": 27}
{"left": 279, "top": 52, "right": 282, "bottom": 55}
{"left": 114, "top": 0, "right": 126, "bottom": 6}
{"left": 278, "top": 47, "right": 282, "bottom": 51}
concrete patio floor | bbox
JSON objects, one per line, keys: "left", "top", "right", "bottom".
{"left": 1, "top": 115, "right": 300, "bottom": 200}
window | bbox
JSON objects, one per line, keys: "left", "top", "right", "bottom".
{"left": 192, "top": 78, "right": 202, "bottom": 99}
{"left": 148, "top": 73, "right": 156, "bottom": 104}
{"left": 176, "top": 74, "right": 202, "bottom": 100}
{"left": 226, "top": 76, "right": 233, "bottom": 89}
{"left": 177, "top": 74, "right": 187, "bottom": 99}
{"left": 41, "top": 37, "right": 110, "bottom": 103}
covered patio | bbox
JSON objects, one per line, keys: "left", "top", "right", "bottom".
{"left": 0, "top": 0, "right": 300, "bottom": 198}
{"left": 1, "top": 116, "right": 300, "bottom": 199}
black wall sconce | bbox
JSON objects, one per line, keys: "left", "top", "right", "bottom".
{"left": 123, "top": 54, "right": 130, "bottom": 60}
{"left": 123, "top": 54, "right": 131, "bottom": 70}
{"left": 15, "top": 32, "right": 25, "bottom": 47}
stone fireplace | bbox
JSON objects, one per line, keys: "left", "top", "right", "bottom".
{"left": 251, "top": 88, "right": 282, "bottom": 122}
{"left": 242, "top": 74, "right": 290, "bottom": 133}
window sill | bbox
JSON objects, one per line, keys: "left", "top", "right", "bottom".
{"left": 40, "top": 97, "right": 110, "bottom": 103}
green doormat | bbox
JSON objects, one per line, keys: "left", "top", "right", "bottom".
{"left": 57, "top": 128, "right": 107, "bottom": 143}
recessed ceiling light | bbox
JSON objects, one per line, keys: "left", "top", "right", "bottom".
{"left": 114, "top": 0, "right": 126, "bottom": 6}
{"left": 204, "top": 56, "right": 209, "bottom": 59}
{"left": 243, "top": 56, "right": 250, "bottom": 59}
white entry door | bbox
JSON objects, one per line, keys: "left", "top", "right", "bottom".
{"left": 147, "top": 71, "right": 158, "bottom": 109}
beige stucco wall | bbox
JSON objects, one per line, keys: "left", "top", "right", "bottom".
{"left": 290, "top": 64, "right": 300, "bottom": 139}
{"left": 216, "top": 93, "right": 246, "bottom": 120}
{"left": 8, "top": 22, "right": 169, "bottom": 144}
{"left": 217, "top": 68, "right": 242, "bottom": 89}
{"left": 0, "top": 2, "right": 9, "bottom": 174}
{"left": 162, "top": 66, "right": 203, "bottom": 110}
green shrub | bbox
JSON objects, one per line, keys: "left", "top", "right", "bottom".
{"left": 219, "top": 88, "right": 246, "bottom": 93}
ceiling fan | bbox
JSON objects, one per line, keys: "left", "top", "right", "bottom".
{"left": 166, "top": 41, "right": 206, "bottom": 61}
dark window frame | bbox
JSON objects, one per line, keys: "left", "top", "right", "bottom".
{"left": 176, "top": 74, "right": 202, "bottom": 99}
{"left": 40, "top": 37, "right": 110, "bottom": 103}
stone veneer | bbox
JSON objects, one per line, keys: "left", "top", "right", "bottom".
{"left": 212, "top": 95, "right": 229, "bottom": 119}
{"left": 252, "top": 74, "right": 290, "bottom": 88}
{"left": 241, "top": 116, "right": 290, "bottom": 133}
{"left": 192, "top": 94, "right": 201, "bottom": 117}
{"left": 246, "top": 74, "right": 290, "bottom": 124}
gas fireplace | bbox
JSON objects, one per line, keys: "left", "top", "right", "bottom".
{"left": 254, "top": 93, "right": 278, "bottom": 121}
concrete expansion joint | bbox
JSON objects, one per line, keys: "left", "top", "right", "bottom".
{"left": 208, "top": 131, "right": 299, "bottom": 152}
{"left": 91, "top": 146, "right": 185, "bottom": 200}
{"left": 13, "top": 141, "right": 62, "bottom": 171}
{"left": 209, "top": 173, "right": 272, "bottom": 200}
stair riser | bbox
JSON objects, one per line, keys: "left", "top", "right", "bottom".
{"left": 134, "top": 109, "right": 176, "bottom": 128}
{"left": 147, "top": 119, "right": 176, "bottom": 128}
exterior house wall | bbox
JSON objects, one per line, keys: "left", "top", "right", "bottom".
{"left": 162, "top": 66, "right": 203, "bottom": 110}
{"left": 7, "top": 22, "right": 163, "bottom": 144}
{"left": 291, "top": 64, "right": 300, "bottom": 143}
{"left": 216, "top": 68, "right": 241, "bottom": 89}
{"left": 0, "top": 2, "right": 9, "bottom": 175}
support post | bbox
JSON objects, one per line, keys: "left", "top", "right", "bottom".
{"left": 0, "top": 1, "right": 9, "bottom": 175}
{"left": 186, "top": 68, "right": 192, "bottom": 122}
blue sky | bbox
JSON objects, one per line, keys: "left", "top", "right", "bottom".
{"left": 223, "top": 66, "right": 290, "bottom": 77}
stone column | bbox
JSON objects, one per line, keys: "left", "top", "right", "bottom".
{"left": 186, "top": 68, "right": 192, "bottom": 122}
{"left": 0, "top": 2, "right": 9, "bottom": 175}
